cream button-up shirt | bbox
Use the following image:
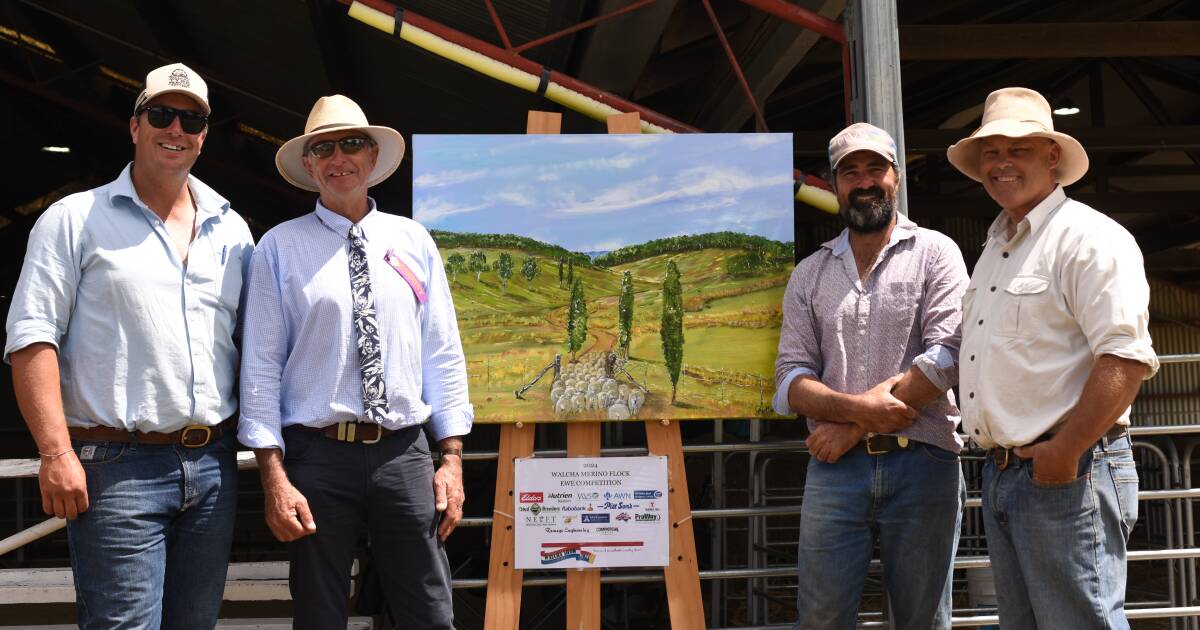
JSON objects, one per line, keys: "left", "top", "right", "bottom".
{"left": 960, "top": 186, "right": 1158, "bottom": 449}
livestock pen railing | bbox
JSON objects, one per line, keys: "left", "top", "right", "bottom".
{"left": 1, "top": 352, "right": 1198, "bottom": 628}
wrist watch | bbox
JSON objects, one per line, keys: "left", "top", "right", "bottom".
{"left": 440, "top": 447, "right": 463, "bottom": 458}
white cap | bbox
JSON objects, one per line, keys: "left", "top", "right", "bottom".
{"left": 828, "top": 122, "right": 897, "bottom": 171}
{"left": 133, "top": 63, "right": 210, "bottom": 115}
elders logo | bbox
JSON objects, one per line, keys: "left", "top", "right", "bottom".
{"left": 519, "top": 492, "right": 544, "bottom": 503}
{"left": 634, "top": 490, "right": 663, "bottom": 500}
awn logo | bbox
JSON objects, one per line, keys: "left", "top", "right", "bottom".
{"left": 581, "top": 514, "right": 610, "bottom": 523}
{"left": 634, "top": 490, "right": 662, "bottom": 500}
{"left": 519, "top": 492, "right": 543, "bottom": 503}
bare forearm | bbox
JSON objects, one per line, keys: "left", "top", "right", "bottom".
{"left": 788, "top": 376, "right": 859, "bottom": 424}
{"left": 11, "top": 343, "right": 71, "bottom": 453}
{"left": 1046, "top": 355, "right": 1148, "bottom": 459}
{"left": 891, "top": 366, "right": 943, "bottom": 412}
{"left": 254, "top": 448, "right": 290, "bottom": 490}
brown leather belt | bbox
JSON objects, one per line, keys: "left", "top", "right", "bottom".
{"left": 861, "top": 434, "right": 910, "bottom": 455}
{"left": 291, "top": 422, "right": 396, "bottom": 444}
{"left": 68, "top": 419, "right": 231, "bottom": 448}
{"left": 989, "top": 425, "right": 1129, "bottom": 471}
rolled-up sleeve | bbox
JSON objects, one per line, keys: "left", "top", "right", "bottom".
{"left": 773, "top": 265, "right": 822, "bottom": 416}
{"left": 912, "top": 237, "right": 969, "bottom": 391}
{"left": 418, "top": 232, "right": 473, "bottom": 442}
{"left": 238, "top": 243, "right": 289, "bottom": 451}
{"left": 4, "top": 203, "right": 80, "bottom": 363}
{"left": 1065, "top": 225, "right": 1159, "bottom": 378}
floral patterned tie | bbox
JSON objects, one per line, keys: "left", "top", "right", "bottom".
{"left": 348, "top": 224, "right": 388, "bottom": 423}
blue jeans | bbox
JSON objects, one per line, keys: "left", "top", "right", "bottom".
{"left": 982, "top": 435, "right": 1139, "bottom": 630}
{"left": 794, "top": 441, "right": 964, "bottom": 630}
{"left": 66, "top": 430, "right": 238, "bottom": 630}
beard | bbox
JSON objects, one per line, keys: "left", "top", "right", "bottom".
{"left": 840, "top": 186, "right": 895, "bottom": 233}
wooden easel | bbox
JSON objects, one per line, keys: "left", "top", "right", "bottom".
{"left": 483, "top": 111, "right": 705, "bottom": 629}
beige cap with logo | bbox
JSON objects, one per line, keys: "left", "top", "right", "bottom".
{"left": 133, "top": 63, "right": 210, "bottom": 115}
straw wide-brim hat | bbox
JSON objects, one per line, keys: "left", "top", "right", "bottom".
{"left": 946, "top": 87, "right": 1089, "bottom": 186}
{"left": 275, "top": 95, "right": 405, "bottom": 192}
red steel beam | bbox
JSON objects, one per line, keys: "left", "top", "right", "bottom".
{"left": 700, "top": 0, "right": 768, "bottom": 132}
{"left": 482, "top": 0, "right": 513, "bottom": 50}
{"left": 734, "top": 0, "right": 845, "bottom": 43}
{"left": 512, "top": 0, "right": 659, "bottom": 55}
{"left": 335, "top": 0, "right": 831, "bottom": 190}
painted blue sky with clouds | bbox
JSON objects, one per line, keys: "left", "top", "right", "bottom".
{"left": 412, "top": 133, "right": 793, "bottom": 253}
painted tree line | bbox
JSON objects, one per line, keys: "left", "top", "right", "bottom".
{"left": 565, "top": 259, "right": 685, "bottom": 404}
{"left": 443, "top": 250, "right": 540, "bottom": 293}
{"left": 592, "top": 231, "right": 792, "bottom": 268}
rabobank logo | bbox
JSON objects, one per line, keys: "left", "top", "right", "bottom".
{"left": 581, "top": 514, "right": 610, "bottom": 523}
{"left": 634, "top": 490, "right": 663, "bottom": 499}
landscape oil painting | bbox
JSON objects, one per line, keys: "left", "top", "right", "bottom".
{"left": 413, "top": 133, "right": 794, "bottom": 423}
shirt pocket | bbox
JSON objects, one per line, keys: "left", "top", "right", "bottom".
{"left": 998, "top": 274, "right": 1050, "bottom": 337}
{"left": 880, "top": 281, "right": 920, "bottom": 332}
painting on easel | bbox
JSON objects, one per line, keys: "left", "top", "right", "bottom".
{"left": 413, "top": 133, "right": 794, "bottom": 423}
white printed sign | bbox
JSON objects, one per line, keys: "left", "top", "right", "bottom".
{"left": 514, "top": 456, "right": 669, "bottom": 569}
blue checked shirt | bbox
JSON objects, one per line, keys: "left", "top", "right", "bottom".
{"left": 4, "top": 163, "right": 254, "bottom": 431}
{"left": 238, "top": 200, "right": 473, "bottom": 451}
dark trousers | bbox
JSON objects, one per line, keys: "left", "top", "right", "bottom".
{"left": 283, "top": 425, "right": 453, "bottom": 630}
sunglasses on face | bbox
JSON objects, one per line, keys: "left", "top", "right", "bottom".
{"left": 136, "top": 105, "right": 208, "bottom": 134}
{"left": 306, "top": 136, "right": 375, "bottom": 159}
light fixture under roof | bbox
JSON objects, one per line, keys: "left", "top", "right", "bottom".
{"left": 42, "top": 146, "right": 70, "bottom": 153}
{"left": 1052, "top": 98, "right": 1080, "bottom": 116}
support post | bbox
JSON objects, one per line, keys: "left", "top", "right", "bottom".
{"left": 844, "top": 0, "right": 908, "bottom": 215}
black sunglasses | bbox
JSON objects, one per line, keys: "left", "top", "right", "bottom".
{"left": 306, "top": 136, "right": 375, "bottom": 159}
{"left": 136, "top": 105, "right": 208, "bottom": 134}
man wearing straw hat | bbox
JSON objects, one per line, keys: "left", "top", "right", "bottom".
{"left": 5, "top": 62, "right": 253, "bottom": 628}
{"left": 239, "top": 95, "right": 471, "bottom": 628}
{"left": 950, "top": 87, "right": 1158, "bottom": 628}
{"left": 774, "top": 122, "right": 968, "bottom": 629}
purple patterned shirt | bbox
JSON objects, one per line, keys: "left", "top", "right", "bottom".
{"left": 773, "top": 214, "right": 968, "bottom": 453}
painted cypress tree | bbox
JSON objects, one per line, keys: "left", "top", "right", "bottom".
{"left": 566, "top": 277, "right": 588, "bottom": 360}
{"left": 618, "top": 270, "right": 634, "bottom": 358}
{"left": 557, "top": 257, "right": 564, "bottom": 287}
{"left": 521, "top": 256, "right": 540, "bottom": 289}
{"left": 496, "top": 252, "right": 514, "bottom": 294}
{"left": 660, "top": 259, "right": 684, "bottom": 404}
{"left": 567, "top": 257, "right": 575, "bottom": 287}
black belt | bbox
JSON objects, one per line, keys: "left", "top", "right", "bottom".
{"left": 988, "top": 425, "right": 1129, "bottom": 471}
{"left": 861, "top": 434, "right": 911, "bottom": 455}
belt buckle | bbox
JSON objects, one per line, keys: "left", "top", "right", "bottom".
{"left": 865, "top": 434, "right": 886, "bottom": 455}
{"left": 995, "top": 448, "right": 1011, "bottom": 471}
{"left": 335, "top": 423, "right": 382, "bottom": 444}
{"left": 180, "top": 425, "right": 212, "bottom": 448}
{"left": 360, "top": 424, "right": 383, "bottom": 445}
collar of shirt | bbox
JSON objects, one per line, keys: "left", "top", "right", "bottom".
{"left": 314, "top": 197, "right": 380, "bottom": 241}
{"left": 985, "top": 184, "right": 1066, "bottom": 244}
{"left": 825, "top": 211, "right": 919, "bottom": 258}
{"left": 106, "top": 162, "right": 231, "bottom": 222}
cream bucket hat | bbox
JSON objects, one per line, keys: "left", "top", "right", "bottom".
{"left": 947, "top": 87, "right": 1088, "bottom": 186}
{"left": 275, "top": 95, "right": 405, "bottom": 192}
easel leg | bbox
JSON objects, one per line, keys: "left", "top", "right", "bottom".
{"left": 566, "top": 422, "right": 602, "bottom": 630}
{"left": 646, "top": 420, "right": 707, "bottom": 629}
{"left": 484, "top": 423, "right": 535, "bottom": 629}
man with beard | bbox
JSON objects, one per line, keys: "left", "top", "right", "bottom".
{"left": 773, "top": 123, "right": 969, "bottom": 629}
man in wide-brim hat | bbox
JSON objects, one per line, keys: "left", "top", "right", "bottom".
{"left": 239, "top": 94, "right": 472, "bottom": 629}
{"left": 953, "top": 87, "right": 1158, "bottom": 628}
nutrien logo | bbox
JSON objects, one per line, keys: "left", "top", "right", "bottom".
{"left": 520, "top": 492, "right": 543, "bottom": 503}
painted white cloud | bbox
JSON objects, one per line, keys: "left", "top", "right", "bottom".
{"left": 555, "top": 166, "right": 788, "bottom": 216}
{"left": 414, "top": 197, "right": 490, "bottom": 223}
{"left": 413, "top": 168, "right": 490, "bottom": 188}
{"left": 741, "top": 134, "right": 786, "bottom": 149}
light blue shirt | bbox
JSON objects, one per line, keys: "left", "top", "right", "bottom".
{"left": 238, "top": 200, "right": 473, "bottom": 451}
{"left": 4, "top": 163, "right": 254, "bottom": 432}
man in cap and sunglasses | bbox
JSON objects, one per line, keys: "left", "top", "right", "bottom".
{"left": 239, "top": 95, "right": 470, "bottom": 629}
{"left": 952, "top": 87, "right": 1157, "bottom": 628}
{"left": 5, "top": 62, "right": 253, "bottom": 628}
{"left": 774, "top": 123, "right": 969, "bottom": 629}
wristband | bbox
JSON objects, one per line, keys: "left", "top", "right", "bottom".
{"left": 440, "top": 448, "right": 463, "bottom": 459}
{"left": 39, "top": 448, "right": 73, "bottom": 459}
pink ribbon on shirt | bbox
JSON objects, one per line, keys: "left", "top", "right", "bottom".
{"left": 384, "top": 249, "right": 427, "bottom": 304}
